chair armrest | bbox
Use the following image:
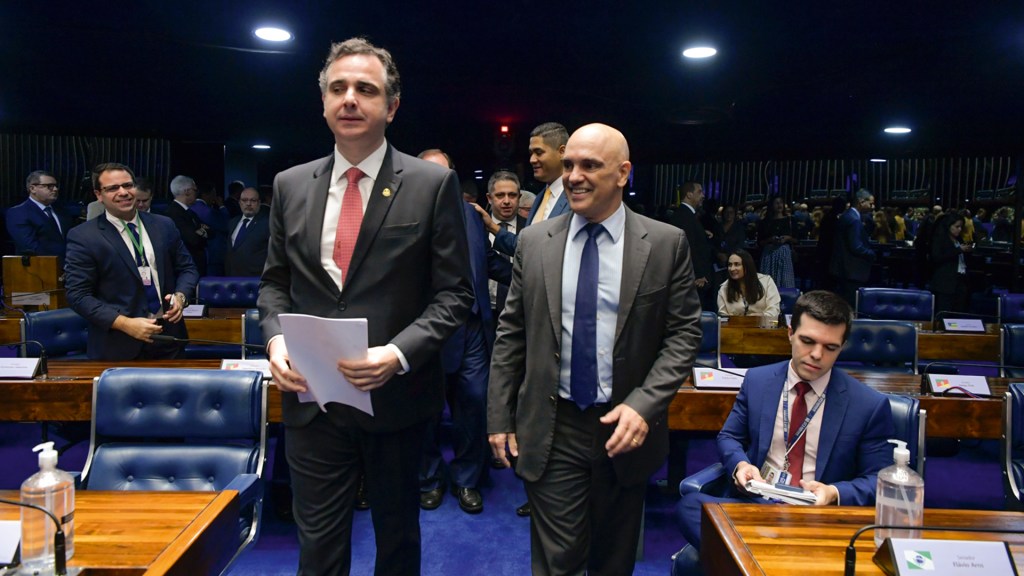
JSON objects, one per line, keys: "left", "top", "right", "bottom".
{"left": 224, "top": 473, "right": 262, "bottom": 506}
{"left": 679, "top": 463, "right": 728, "bottom": 497}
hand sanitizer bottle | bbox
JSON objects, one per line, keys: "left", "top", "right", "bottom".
{"left": 874, "top": 439, "right": 924, "bottom": 547}
{"left": 19, "top": 441, "right": 75, "bottom": 573}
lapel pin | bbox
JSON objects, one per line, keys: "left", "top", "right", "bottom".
{"left": 382, "top": 188, "right": 392, "bottom": 198}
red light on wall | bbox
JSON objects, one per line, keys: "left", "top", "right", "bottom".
{"left": 500, "top": 125, "right": 509, "bottom": 134}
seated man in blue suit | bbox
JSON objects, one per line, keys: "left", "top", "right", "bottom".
{"left": 6, "top": 170, "right": 71, "bottom": 264}
{"left": 679, "top": 290, "right": 893, "bottom": 554}
{"left": 65, "top": 162, "right": 199, "bottom": 360}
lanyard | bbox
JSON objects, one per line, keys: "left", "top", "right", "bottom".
{"left": 120, "top": 216, "right": 149, "bottom": 266}
{"left": 781, "top": 383, "right": 827, "bottom": 458}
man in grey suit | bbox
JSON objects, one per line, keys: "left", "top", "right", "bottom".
{"left": 488, "top": 123, "right": 702, "bottom": 575}
{"left": 258, "top": 37, "right": 474, "bottom": 576}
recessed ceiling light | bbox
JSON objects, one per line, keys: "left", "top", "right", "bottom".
{"left": 682, "top": 47, "right": 717, "bottom": 59}
{"left": 252, "top": 144, "right": 271, "bottom": 150}
{"left": 883, "top": 126, "right": 912, "bottom": 134}
{"left": 254, "top": 27, "right": 292, "bottom": 42}
{"left": 869, "top": 158, "right": 887, "bottom": 163}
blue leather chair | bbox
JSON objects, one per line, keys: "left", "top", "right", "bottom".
{"left": 779, "top": 287, "right": 801, "bottom": 316}
{"left": 855, "top": 287, "right": 934, "bottom": 322}
{"left": 1000, "top": 294, "right": 1024, "bottom": 324}
{"left": 80, "top": 368, "right": 267, "bottom": 572}
{"left": 1002, "top": 324, "right": 1024, "bottom": 378}
{"left": 242, "top": 308, "right": 265, "bottom": 359}
{"left": 835, "top": 319, "right": 918, "bottom": 374}
{"left": 697, "top": 312, "right": 719, "bottom": 368}
{"left": 671, "top": 393, "right": 924, "bottom": 575}
{"left": 197, "top": 276, "right": 261, "bottom": 308}
{"left": 19, "top": 308, "right": 90, "bottom": 359}
{"left": 1002, "top": 383, "right": 1024, "bottom": 511}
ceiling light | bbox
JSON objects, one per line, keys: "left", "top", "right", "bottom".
{"left": 869, "top": 158, "right": 887, "bottom": 163}
{"left": 682, "top": 47, "right": 717, "bottom": 59}
{"left": 254, "top": 27, "right": 292, "bottom": 42}
{"left": 252, "top": 144, "right": 271, "bottom": 150}
{"left": 883, "top": 126, "right": 912, "bottom": 134}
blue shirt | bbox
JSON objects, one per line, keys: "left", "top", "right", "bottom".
{"left": 558, "top": 204, "right": 625, "bottom": 403}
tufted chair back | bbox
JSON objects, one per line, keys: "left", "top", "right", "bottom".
{"left": 779, "top": 287, "right": 801, "bottom": 316}
{"left": 837, "top": 319, "right": 918, "bottom": 374}
{"left": 197, "top": 276, "right": 261, "bottom": 308}
{"left": 1000, "top": 294, "right": 1024, "bottom": 324}
{"left": 698, "top": 312, "right": 718, "bottom": 367}
{"left": 242, "top": 308, "right": 265, "bottom": 359}
{"left": 19, "top": 308, "right": 90, "bottom": 359}
{"left": 856, "top": 287, "right": 934, "bottom": 322}
{"left": 1003, "top": 324, "right": 1024, "bottom": 378}
{"left": 1002, "top": 383, "right": 1024, "bottom": 511}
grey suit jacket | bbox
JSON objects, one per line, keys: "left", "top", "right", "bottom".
{"left": 258, "top": 145, "right": 475, "bottom": 433}
{"left": 488, "top": 207, "right": 702, "bottom": 485}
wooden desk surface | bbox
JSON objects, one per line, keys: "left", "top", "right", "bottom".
{"left": 702, "top": 503, "right": 1024, "bottom": 576}
{"left": 669, "top": 372, "right": 1010, "bottom": 439}
{"left": 0, "top": 490, "right": 239, "bottom": 575}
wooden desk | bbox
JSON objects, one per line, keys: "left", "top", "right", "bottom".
{"left": 702, "top": 503, "right": 1024, "bottom": 575}
{"left": 0, "top": 490, "right": 239, "bottom": 575}
{"left": 0, "top": 360, "right": 283, "bottom": 424}
{"left": 0, "top": 317, "right": 242, "bottom": 346}
{"left": 668, "top": 372, "right": 1009, "bottom": 439}
{"left": 718, "top": 321, "right": 1001, "bottom": 362}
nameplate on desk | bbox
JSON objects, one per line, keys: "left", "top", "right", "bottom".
{"left": 925, "top": 374, "right": 991, "bottom": 396}
{"left": 0, "top": 357, "right": 41, "bottom": 379}
{"left": 183, "top": 304, "right": 207, "bottom": 318}
{"left": 692, "top": 367, "right": 747, "bottom": 389}
{"left": 0, "top": 520, "right": 19, "bottom": 566}
{"left": 10, "top": 291, "right": 50, "bottom": 306}
{"left": 221, "top": 359, "right": 271, "bottom": 378}
{"left": 873, "top": 538, "right": 1017, "bottom": 576}
{"left": 942, "top": 318, "right": 985, "bottom": 332}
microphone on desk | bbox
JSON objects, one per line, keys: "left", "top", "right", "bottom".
{"left": 0, "top": 339, "right": 49, "bottom": 378}
{"left": 149, "top": 333, "right": 266, "bottom": 354}
{"left": 843, "top": 523, "right": 1024, "bottom": 576}
{"left": 0, "top": 496, "right": 67, "bottom": 575}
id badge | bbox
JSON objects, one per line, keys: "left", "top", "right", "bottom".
{"left": 760, "top": 462, "right": 783, "bottom": 485}
{"left": 139, "top": 266, "right": 153, "bottom": 286}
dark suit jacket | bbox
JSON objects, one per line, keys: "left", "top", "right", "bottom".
{"left": 258, "top": 145, "right": 475, "bottom": 433}
{"left": 670, "top": 204, "right": 714, "bottom": 281}
{"left": 929, "top": 235, "right": 963, "bottom": 294}
{"left": 492, "top": 187, "right": 569, "bottom": 257}
{"left": 5, "top": 199, "right": 70, "bottom": 262}
{"left": 488, "top": 207, "right": 703, "bottom": 485}
{"left": 493, "top": 214, "right": 526, "bottom": 317}
{"left": 830, "top": 207, "right": 875, "bottom": 282}
{"left": 64, "top": 211, "right": 199, "bottom": 360}
{"left": 225, "top": 212, "right": 270, "bottom": 277}
{"left": 165, "top": 201, "right": 208, "bottom": 275}
{"left": 717, "top": 361, "right": 894, "bottom": 505}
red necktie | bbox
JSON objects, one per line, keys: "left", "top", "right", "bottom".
{"left": 332, "top": 167, "right": 365, "bottom": 283}
{"left": 787, "top": 381, "right": 812, "bottom": 486}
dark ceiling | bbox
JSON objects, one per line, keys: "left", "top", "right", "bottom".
{"left": 2, "top": 1, "right": 1022, "bottom": 174}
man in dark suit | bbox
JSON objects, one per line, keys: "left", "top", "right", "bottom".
{"left": 165, "top": 174, "right": 210, "bottom": 276}
{"left": 489, "top": 123, "right": 702, "bottom": 575}
{"left": 830, "top": 189, "right": 876, "bottom": 307}
{"left": 489, "top": 122, "right": 570, "bottom": 258}
{"left": 225, "top": 187, "right": 270, "bottom": 277}
{"left": 472, "top": 170, "right": 527, "bottom": 320}
{"left": 65, "top": 163, "right": 198, "bottom": 360}
{"left": 670, "top": 181, "right": 716, "bottom": 312}
{"left": 257, "top": 38, "right": 473, "bottom": 576}
{"left": 678, "top": 290, "right": 894, "bottom": 557}
{"left": 6, "top": 170, "right": 71, "bottom": 264}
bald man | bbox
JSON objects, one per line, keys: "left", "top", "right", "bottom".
{"left": 488, "top": 123, "right": 701, "bottom": 574}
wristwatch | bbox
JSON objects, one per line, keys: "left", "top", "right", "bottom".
{"left": 174, "top": 292, "right": 188, "bottom": 308}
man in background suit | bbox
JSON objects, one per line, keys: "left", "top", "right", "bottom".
{"left": 488, "top": 122, "right": 570, "bottom": 257}
{"left": 678, "top": 290, "right": 894, "bottom": 559}
{"left": 471, "top": 170, "right": 526, "bottom": 320}
{"left": 65, "top": 162, "right": 198, "bottom": 360}
{"left": 165, "top": 174, "right": 209, "bottom": 276}
{"left": 258, "top": 38, "right": 473, "bottom": 576}
{"left": 671, "top": 181, "right": 716, "bottom": 312}
{"left": 225, "top": 187, "right": 270, "bottom": 277}
{"left": 830, "top": 189, "right": 876, "bottom": 307}
{"left": 489, "top": 123, "right": 702, "bottom": 574}
{"left": 6, "top": 170, "right": 70, "bottom": 264}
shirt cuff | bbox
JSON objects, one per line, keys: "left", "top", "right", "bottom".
{"left": 386, "top": 343, "right": 409, "bottom": 374}
{"left": 266, "top": 334, "right": 283, "bottom": 355}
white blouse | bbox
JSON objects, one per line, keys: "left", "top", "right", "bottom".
{"left": 717, "top": 273, "right": 781, "bottom": 319}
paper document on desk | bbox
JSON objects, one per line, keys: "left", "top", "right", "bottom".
{"left": 745, "top": 480, "right": 817, "bottom": 505}
{"left": 279, "top": 314, "right": 372, "bottom": 416}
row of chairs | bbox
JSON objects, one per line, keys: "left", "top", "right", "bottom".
{"left": 855, "top": 287, "right": 1024, "bottom": 324}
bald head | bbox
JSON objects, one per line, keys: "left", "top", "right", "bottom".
{"left": 561, "top": 123, "right": 633, "bottom": 223}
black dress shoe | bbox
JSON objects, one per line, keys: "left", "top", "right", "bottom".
{"left": 515, "top": 501, "right": 531, "bottom": 517}
{"left": 453, "top": 486, "right": 483, "bottom": 514}
{"left": 355, "top": 478, "right": 370, "bottom": 511}
{"left": 420, "top": 487, "right": 445, "bottom": 510}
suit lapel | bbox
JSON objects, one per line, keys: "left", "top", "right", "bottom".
{"left": 815, "top": 370, "right": 849, "bottom": 478}
{"left": 615, "top": 209, "right": 650, "bottom": 344}
{"left": 542, "top": 219, "right": 570, "bottom": 346}
{"left": 347, "top": 146, "right": 401, "bottom": 284}
{"left": 756, "top": 363, "right": 788, "bottom": 462}
{"left": 139, "top": 212, "right": 167, "bottom": 294}
{"left": 306, "top": 155, "right": 337, "bottom": 290}
{"left": 97, "top": 216, "right": 144, "bottom": 284}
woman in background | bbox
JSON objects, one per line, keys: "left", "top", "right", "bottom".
{"left": 930, "top": 212, "right": 972, "bottom": 315}
{"left": 757, "top": 195, "right": 796, "bottom": 289}
{"left": 718, "top": 249, "right": 781, "bottom": 320}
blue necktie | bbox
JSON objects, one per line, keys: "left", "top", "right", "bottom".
{"left": 126, "top": 222, "right": 162, "bottom": 314}
{"left": 43, "top": 206, "right": 61, "bottom": 234}
{"left": 233, "top": 217, "right": 250, "bottom": 248}
{"left": 570, "top": 222, "right": 603, "bottom": 410}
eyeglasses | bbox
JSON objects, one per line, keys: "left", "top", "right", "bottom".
{"left": 32, "top": 183, "right": 59, "bottom": 190}
{"left": 99, "top": 182, "right": 136, "bottom": 193}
